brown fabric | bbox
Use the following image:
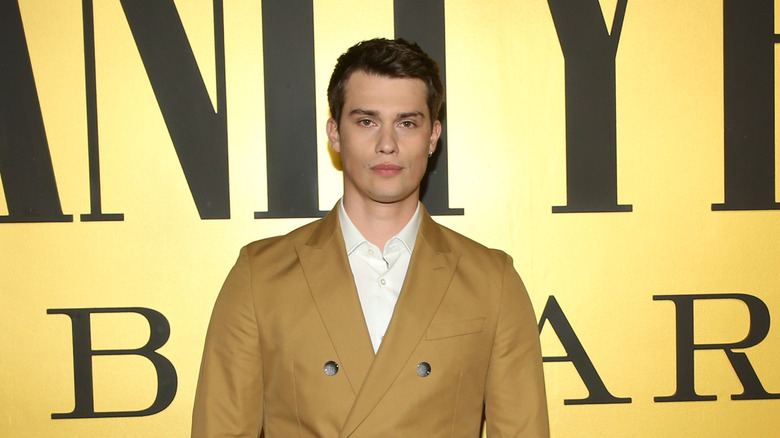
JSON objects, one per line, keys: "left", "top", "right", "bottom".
{"left": 192, "top": 206, "right": 549, "bottom": 437}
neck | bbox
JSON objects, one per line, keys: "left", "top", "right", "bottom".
{"left": 342, "top": 194, "right": 419, "bottom": 250}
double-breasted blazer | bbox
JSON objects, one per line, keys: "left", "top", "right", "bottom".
{"left": 192, "top": 206, "right": 548, "bottom": 437}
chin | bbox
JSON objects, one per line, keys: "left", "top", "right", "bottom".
{"left": 369, "top": 191, "right": 416, "bottom": 205}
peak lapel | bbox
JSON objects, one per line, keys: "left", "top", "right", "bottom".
{"left": 340, "top": 210, "right": 460, "bottom": 437}
{"left": 295, "top": 210, "right": 375, "bottom": 396}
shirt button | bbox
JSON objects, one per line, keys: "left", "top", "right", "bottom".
{"left": 368, "top": 249, "right": 374, "bottom": 255}
{"left": 379, "top": 278, "right": 386, "bottom": 286}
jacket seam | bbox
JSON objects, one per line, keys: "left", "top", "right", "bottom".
{"left": 449, "top": 369, "right": 464, "bottom": 437}
{"left": 483, "top": 254, "right": 509, "bottom": 405}
{"left": 245, "top": 247, "right": 265, "bottom": 434}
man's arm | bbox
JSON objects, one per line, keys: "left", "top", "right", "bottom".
{"left": 484, "top": 255, "right": 549, "bottom": 437}
{"left": 192, "top": 247, "right": 264, "bottom": 437}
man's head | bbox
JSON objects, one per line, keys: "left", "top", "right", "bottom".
{"left": 325, "top": 39, "right": 443, "bottom": 211}
{"left": 327, "top": 38, "right": 444, "bottom": 126}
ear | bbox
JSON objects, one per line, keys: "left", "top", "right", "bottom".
{"left": 327, "top": 118, "right": 341, "bottom": 153}
{"left": 428, "top": 120, "right": 442, "bottom": 156}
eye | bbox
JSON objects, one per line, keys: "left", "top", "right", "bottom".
{"left": 358, "top": 119, "right": 374, "bottom": 127}
{"left": 399, "top": 120, "right": 416, "bottom": 128}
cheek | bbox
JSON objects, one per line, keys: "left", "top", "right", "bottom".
{"left": 340, "top": 149, "right": 369, "bottom": 171}
{"left": 409, "top": 154, "right": 430, "bottom": 175}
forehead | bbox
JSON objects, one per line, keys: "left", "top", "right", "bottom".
{"left": 342, "top": 71, "right": 429, "bottom": 116}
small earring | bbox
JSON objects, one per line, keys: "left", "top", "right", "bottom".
{"left": 428, "top": 152, "right": 433, "bottom": 158}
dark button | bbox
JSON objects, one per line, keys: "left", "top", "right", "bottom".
{"left": 323, "top": 361, "right": 339, "bottom": 376}
{"left": 417, "top": 362, "right": 431, "bottom": 377}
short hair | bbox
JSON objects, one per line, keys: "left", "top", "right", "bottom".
{"left": 327, "top": 38, "right": 444, "bottom": 125}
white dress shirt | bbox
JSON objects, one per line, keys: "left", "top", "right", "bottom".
{"left": 338, "top": 200, "right": 421, "bottom": 354}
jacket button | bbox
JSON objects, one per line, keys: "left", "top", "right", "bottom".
{"left": 417, "top": 362, "right": 431, "bottom": 377}
{"left": 323, "top": 361, "right": 339, "bottom": 376}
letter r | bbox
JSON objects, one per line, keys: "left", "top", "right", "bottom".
{"left": 653, "top": 294, "right": 779, "bottom": 402}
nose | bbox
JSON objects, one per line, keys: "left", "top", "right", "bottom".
{"left": 375, "top": 125, "right": 398, "bottom": 155}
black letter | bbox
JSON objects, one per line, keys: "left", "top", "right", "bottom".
{"left": 653, "top": 294, "right": 779, "bottom": 402}
{"left": 712, "top": 0, "right": 780, "bottom": 211}
{"left": 539, "top": 296, "right": 631, "bottom": 404}
{"left": 80, "top": 0, "right": 123, "bottom": 222}
{"left": 0, "top": 0, "right": 73, "bottom": 223}
{"left": 548, "top": 0, "right": 632, "bottom": 213}
{"left": 47, "top": 307, "right": 178, "bottom": 418}
{"left": 119, "top": 0, "right": 229, "bottom": 219}
{"left": 255, "top": 0, "right": 324, "bottom": 219}
{"left": 394, "top": 0, "right": 463, "bottom": 216}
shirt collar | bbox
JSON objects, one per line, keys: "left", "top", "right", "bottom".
{"left": 338, "top": 199, "right": 421, "bottom": 255}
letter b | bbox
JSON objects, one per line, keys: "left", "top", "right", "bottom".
{"left": 47, "top": 307, "right": 177, "bottom": 418}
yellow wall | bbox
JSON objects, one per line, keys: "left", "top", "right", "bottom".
{"left": 2, "top": 1, "right": 779, "bottom": 436}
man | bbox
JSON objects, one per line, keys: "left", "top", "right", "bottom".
{"left": 192, "top": 38, "right": 548, "bottom": 437}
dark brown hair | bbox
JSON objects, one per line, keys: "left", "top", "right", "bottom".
{"left": 327, "top": 38, "right": 444, "bottom": 125}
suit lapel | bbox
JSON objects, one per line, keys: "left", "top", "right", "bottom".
{"left": 340, "top": 209, "right": 460, "bottom": 437}
{"left": 295, "top": 209, "right": 375, "bottom": 396}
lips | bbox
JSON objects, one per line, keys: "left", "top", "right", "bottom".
{"left": 370, "top": 163, "right": 403, "bottom": 176}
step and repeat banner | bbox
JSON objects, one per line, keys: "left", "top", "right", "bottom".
{"left": 2, "top": 0, "right": 779, "bottom": 436}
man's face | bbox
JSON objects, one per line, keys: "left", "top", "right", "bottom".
{"left": 327, "top": 71, "right": 441, "bottom": 209}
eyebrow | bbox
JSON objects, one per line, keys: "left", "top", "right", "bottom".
{"left": 348, "top": 109, "right": 426, "bottom": 119}
{"left": 349, "top": 109, "right": 379, "bottom": 117}
{"left": 398, "top": 111, "right": 426, "bottom": 119}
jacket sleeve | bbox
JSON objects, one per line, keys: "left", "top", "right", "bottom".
{"left": 484, "top": 255, "right": 549, "bottom": 437}
{"left": 192, "top": 247, "right": 264, "bottom": 437}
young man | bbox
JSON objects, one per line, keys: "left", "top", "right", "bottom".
{"left": 192, "top": 38, "right": 549, "bottom": 437}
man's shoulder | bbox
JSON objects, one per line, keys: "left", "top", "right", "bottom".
{"left": 428, "top": 220, "right": 510, "bottom": 267}
{"left": 241, "top": 217, "right": 325, "bottom": 258}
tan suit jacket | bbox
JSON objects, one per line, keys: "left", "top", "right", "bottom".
{"left": 192, "top": 206, "right": 548, "bottom": 437}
